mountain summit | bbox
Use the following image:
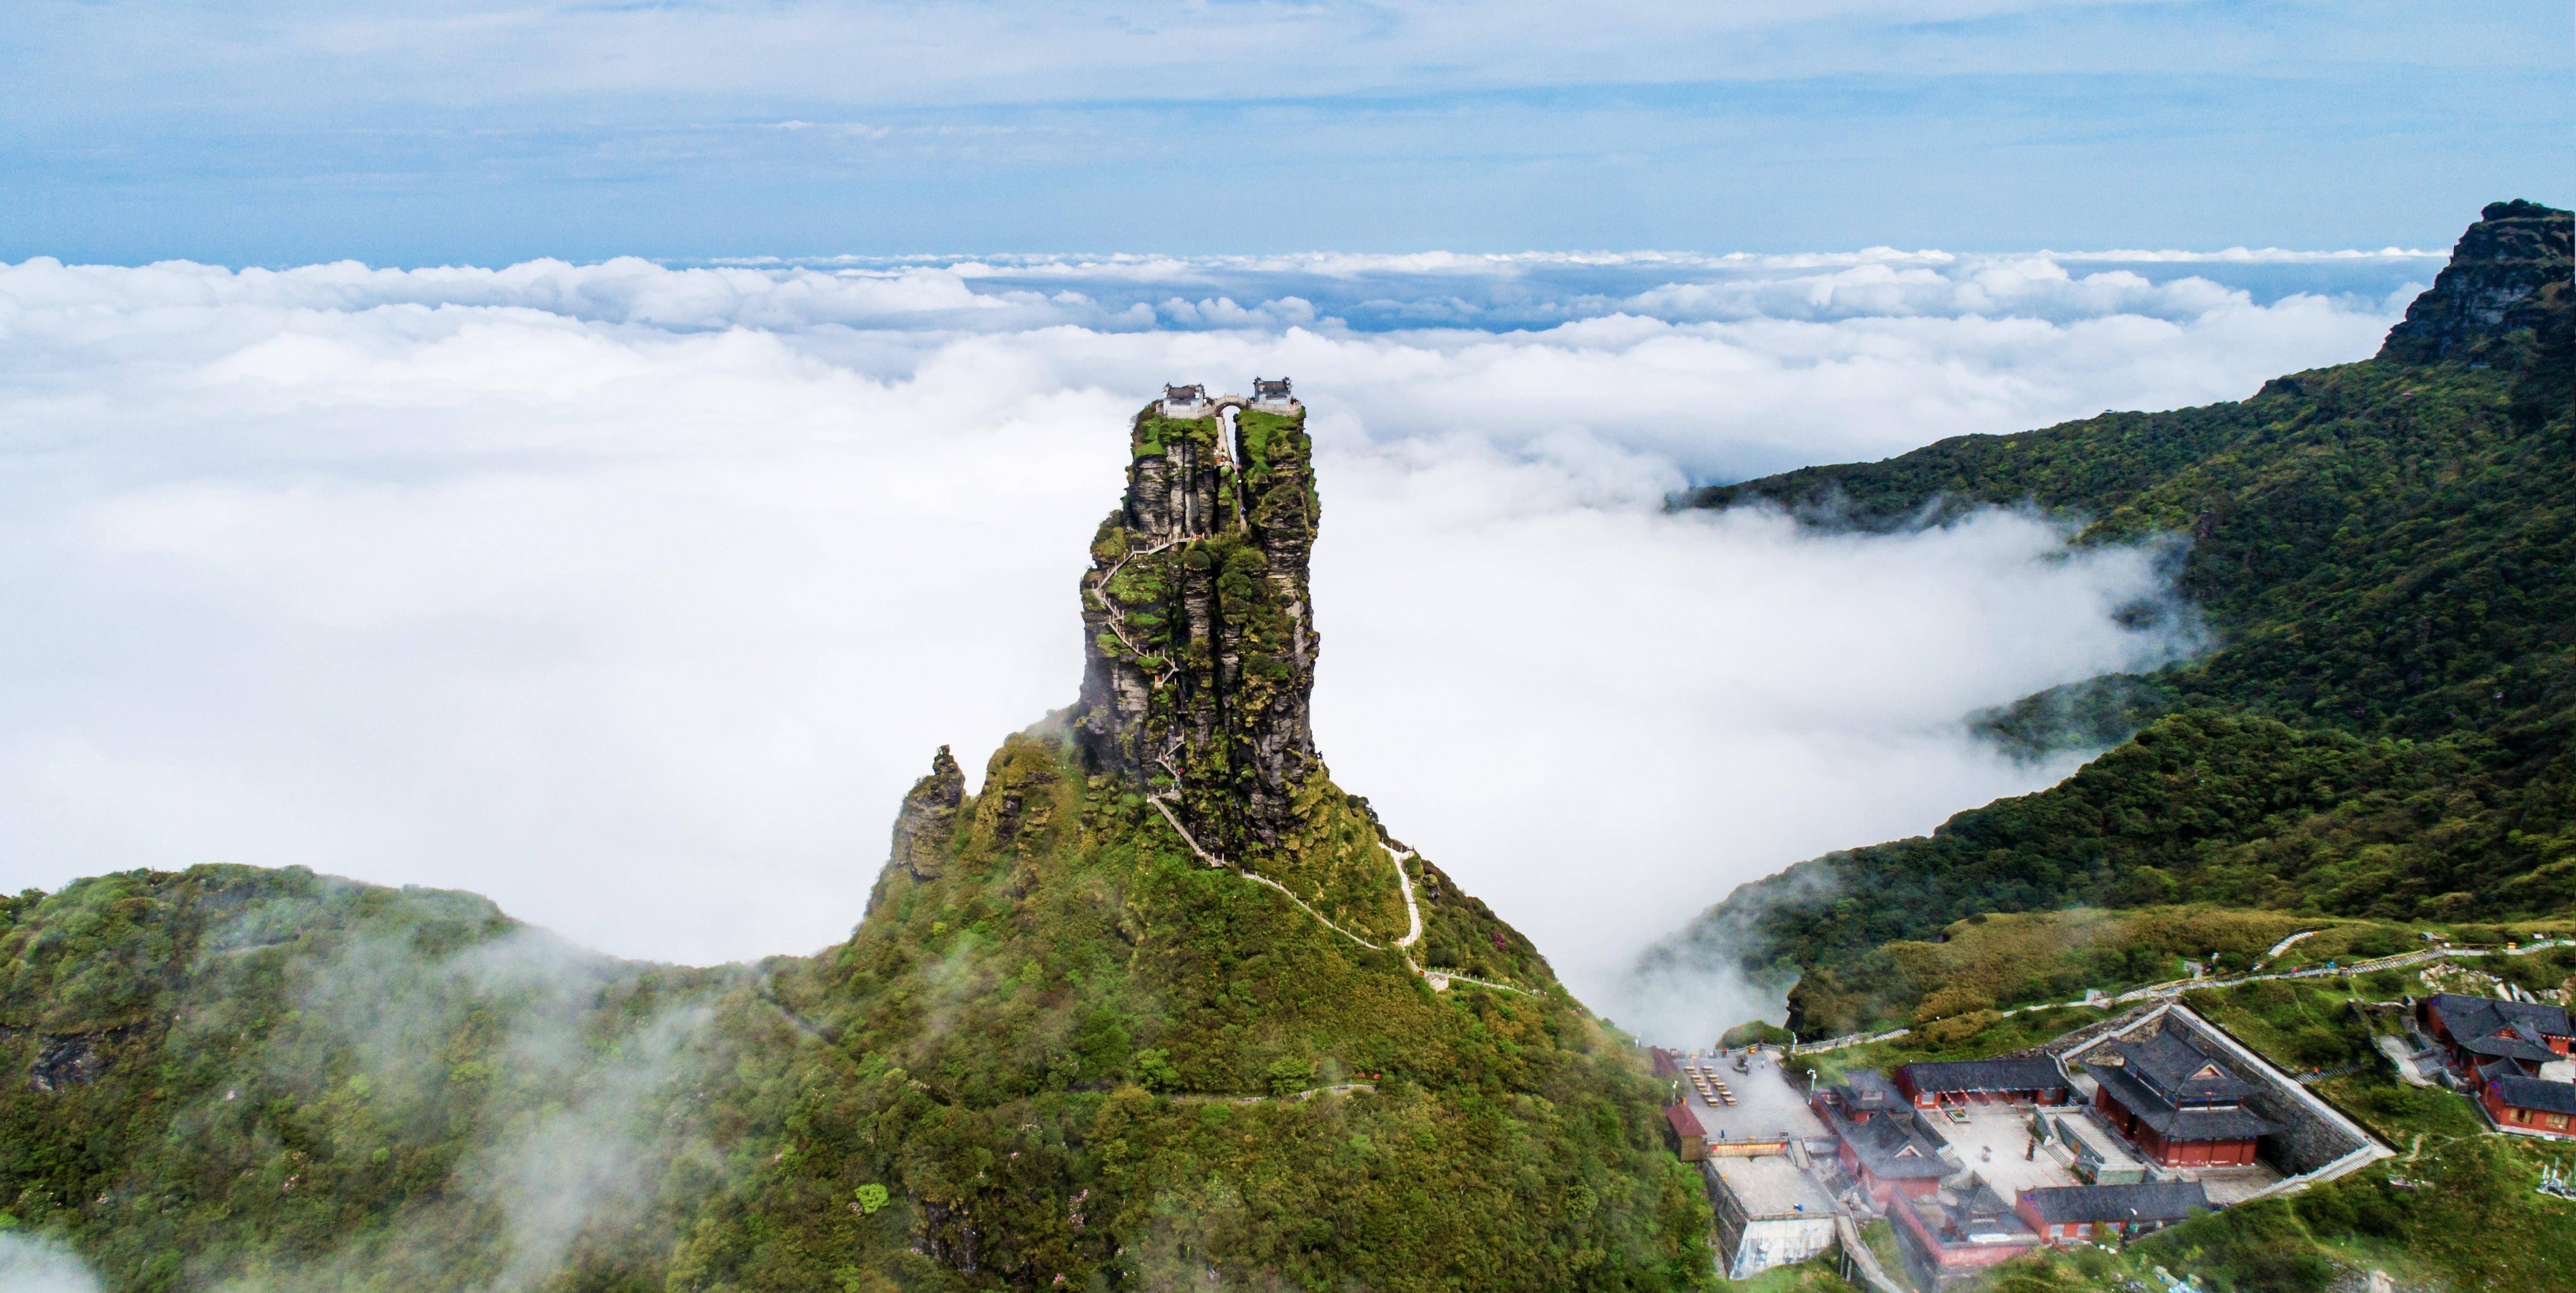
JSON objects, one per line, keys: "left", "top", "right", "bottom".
{"left": 1, "top": 386, "right": 1711, "bottom": 1293}
{"left": 2378, "top": 198, "right": 2572, "bottom": 363}
{"left": 1653, "top": 198, "right": 2574, "bottom": 1038}
{"left": 1075, "top": 397, "right": 1323, "bottom": 852}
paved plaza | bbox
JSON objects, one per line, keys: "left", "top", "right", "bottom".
{"left": 1670, "top": 1048, "right": 1830, "bottom": 1147}
{"left": 1916, "top": 1102, "right": 2285, "bottom": 1204}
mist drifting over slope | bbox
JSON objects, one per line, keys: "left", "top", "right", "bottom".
{"left": 0, "top": 248, "right": 2417, "bottom": 1015}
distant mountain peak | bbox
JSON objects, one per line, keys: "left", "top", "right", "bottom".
{"left": 2378, "top": 198, "right": 2572, "bottom": 363}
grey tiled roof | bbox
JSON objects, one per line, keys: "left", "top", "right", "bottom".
{"left": 1952, "top": 1175, "right": 2021, "bottom": 1227}
{"left": 2105, "top": 1030, "right": 2260, "bottom": 1104}
{"left": 1826, "top": 1106, "right": 1954, "bottom": 1179}
{"left": 2427, "top": 994, "right": 2572, "bottom": 1046}
{"left": 2020, "top": 1180, "right": 2211, "bottom": 1224}
{"left": 1899, "top": 1057, "right": 2069, "bottom": 1095}
{"left": 2490, "top": 1076, "right": 2576, "bottom": 1117}
{"left": 2460, "top": 1031, "right": 2562, "bottom": 1063}
{"left": 1841, "top": 1069, "right": 1905, "bottom": 1111}
{"left": 2091, "top": 1064, "right": 2280, "bottom": 1141}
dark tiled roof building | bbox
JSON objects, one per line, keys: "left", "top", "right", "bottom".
{"left": 2419, "top": 994, "right": 2573, "bottom": 1073}
{"left": 1891, "top": 1175, "right": 2039, "bottom": 1286}
{"left": 1836, "top": 1069, "right": 1906, "bottom": 1117}
{"left": 2087, "top": 1030, "right": 2279, "bottom": 1167}
{"left": 2480, "top": 1074, "right": 2576, "bottom": 1140}
{"left": 1895, "top": 1057, "right": 2072, "bottom": 1108}
{"left": 2014, "top": 1180, "right": 2210, "bottom": 1241}
{"left": 1811, "top": 1070, "right": 1957, "bottom": 1206}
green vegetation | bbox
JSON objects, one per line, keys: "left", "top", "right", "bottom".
{"left": 1723, "top": 1258, "right": 1857, "bottom": 1292}
{"left": 0, "top": 735, "right": 1711, "bottom": 1291}
{"left": 1, "top": 395, "right": 1710, "bottom": 1290}
{"left": 1664, "top": 201, "right": 2576, "bottom": 1037}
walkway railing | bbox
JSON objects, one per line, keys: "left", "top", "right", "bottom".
{"left": 1784, "top": 938, "right": 2573, "bottom": 1055}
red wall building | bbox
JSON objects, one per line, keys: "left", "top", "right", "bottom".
{"left": 2012, "top": 1180, "right": 2210, "bottom": 1243}
{"left": 2418, "top": 994, "right": 2572, "bottom": 1073}
{"left": 1889, "top": 1177, "right": 2038, "bottom": 1285}
{"left": 2480, "top": 1074, "right": 2576, "bottom": 1139}
{"left": 1894, "top": 1057, "right": 2070, "bottom": 1109}
{"left": 2084, "top": 1030, "right": 2277, "bottom": 1169}
{"left": 1812, "top": 1070, "right": 1953, "bottom": 1207}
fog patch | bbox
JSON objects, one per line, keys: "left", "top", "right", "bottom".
{"left": 177, "top": 916, "right": 731, "bottom": 1292}
{"left": 1314, "top": 443, "right": 2202, "bottom": 1019}
{"left": 0, "top": 1234, "right": 106, "bottom": 1293}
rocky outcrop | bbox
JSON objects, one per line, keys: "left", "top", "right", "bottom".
{"left": 890, "top": 746, "right": 965, "bottom": 880}
{"left": 2378, "top": 199, "right": 2572, "bottom": 363}
{"left": 973, "top": 736, "right": 1064, "bottom": 856}
{"left": 1073, "top": 403, "right": 1323, "bottom": 854}
{"left": 29, "top": 1030, "right": 111, "bottom": 1092}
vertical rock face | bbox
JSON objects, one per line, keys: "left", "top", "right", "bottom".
{"left": 1073, "top": 402, "right": 1322, "bottom": 854}
{"left": 2378, "top": 199, "right": 2572, "bottom": 362}
{"left": 891, "top": 746, "right": 966, "bottom": 880}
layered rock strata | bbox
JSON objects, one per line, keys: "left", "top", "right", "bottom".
{"left": 890, "top": 745, "right": 964, "bottom": 880}
{"left": 2378, "top": 199, "right": 2572, "bottom": 362}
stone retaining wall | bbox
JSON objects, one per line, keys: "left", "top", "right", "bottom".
{"left": 2064, "top": 1003, "right": 2386, "bottom": 1178}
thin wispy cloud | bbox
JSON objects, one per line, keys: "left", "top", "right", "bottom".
{"left": 2, "top": 3, "right": 2561, "bottom": 262}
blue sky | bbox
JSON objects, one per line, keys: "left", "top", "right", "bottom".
{"left": 5, "top": 0, "right": 2567, "bottom": 265}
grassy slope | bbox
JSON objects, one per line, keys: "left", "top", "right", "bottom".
{"left": 1660, "top": 203, "right": 2576, "bottom": 1037}
{"left": 0, "top": 732, "right": 1711, "bottom": 1293}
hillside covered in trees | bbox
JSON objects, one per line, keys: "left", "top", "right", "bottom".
{"left": 0, "top": 403, "right": 1711, "bottom": 1291}
{"left": 1654, "top": 199, "right": 2576, "bottom": 1036}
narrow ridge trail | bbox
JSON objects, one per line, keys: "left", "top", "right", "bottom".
{"left": 1146, "top": 795, "right": 1537, "bottom": 997}
{"left": 1102, "top": 405, "right": 1537, "bottom": 998}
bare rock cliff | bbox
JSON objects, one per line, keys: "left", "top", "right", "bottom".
{"left": 1073, "top": 403, "right": 1322, "bottom": 855}
{"left": 2378, "top": 199, "right": 2572, "bottom": 362}
{"left": 890, "top": 745, "right": 965, "bottom": 880}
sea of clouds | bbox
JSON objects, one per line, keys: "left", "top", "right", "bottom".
{"left": 0, "top": 246, "right": 2427, "bottom": 1033}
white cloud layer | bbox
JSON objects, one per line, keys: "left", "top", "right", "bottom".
{"left": 0, "top": 250, "right": 2404, "bottom": 1024}
{"left": 0, "top": 1233, "right": 102, "bottom": 1293}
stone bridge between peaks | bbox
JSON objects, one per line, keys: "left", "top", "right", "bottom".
{"left": 1156, "top": 378, "right": 1300, "bottom": 421}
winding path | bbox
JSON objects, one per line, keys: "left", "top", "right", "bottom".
{"left": 1170, "top": 1082, "right": 1379, "bottom": 1105}
{"left": 1104, "top": 410, "right": 1534, "bottom": 998}
{"left": 1790, "top": 937, "right": 2576, "bottom": 1054}
{"left": 1145, "top": 794, "right": 1536, "bottom": 997}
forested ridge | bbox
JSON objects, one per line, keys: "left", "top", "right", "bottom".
{"left": 1662, "top": 199, "right": 2576, "bottom": 1036}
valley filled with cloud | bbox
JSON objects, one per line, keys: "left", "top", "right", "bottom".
{"left": 0, "top": 248, "right": 2422, "bottom": 1018}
